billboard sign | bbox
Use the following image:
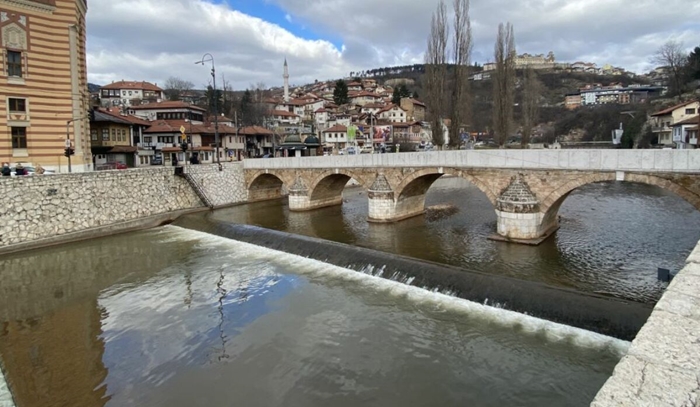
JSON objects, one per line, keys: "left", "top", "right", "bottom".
{"left": 372, "top": 125, "right": 393, "bottom": 144}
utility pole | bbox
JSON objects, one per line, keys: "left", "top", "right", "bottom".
{"left": 196, "top": 53, "right": 221, "bottom": 170}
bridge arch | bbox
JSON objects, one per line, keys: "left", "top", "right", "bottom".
{"left": 540, "top": 173, "right": 700, "bottom": 230}
{"left": 247, "top": 171, "right": 291, "bottom": 202}
{"left": 394, "top": 168, "right": 499, "bottom": 207}
{"left": 307, "top": 168, "right": 368, "bottom": 204}
{"left": 375, "top": 168, "right": 500, "bottom": 222}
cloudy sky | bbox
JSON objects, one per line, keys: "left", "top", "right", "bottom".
{"left": 87, "top": 0, "right": 700, "bottom": 90}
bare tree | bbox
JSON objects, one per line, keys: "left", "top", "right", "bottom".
{"left": 492, "top": 22, "right": 516, "bottom": 147}
{"left": 425, "top": 0, "right": 448, "bottom": 148}
{"left": 652, "top": 40, "right": 688, "bottom": 100}
{"left": 521, "top": 67, "right": 542, "bottom": 147}
{"left": 163, "top": 76, "right": 194, "bottom": 101}
{"left": 448, "top": 0, "right": 473, "bottom": 149}
{"left": 221, "top": 74, "right": 236, "bottom": 118}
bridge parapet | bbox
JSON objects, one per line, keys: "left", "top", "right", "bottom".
{"left": 243, "top": 149, "right": 700, "bottom": 173}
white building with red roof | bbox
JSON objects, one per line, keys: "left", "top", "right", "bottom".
{"left": 100, "top": 80, "right": 165, "bottom": 107}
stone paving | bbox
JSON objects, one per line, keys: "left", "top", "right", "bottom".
{"left": 591, "top": 242, "right": 700, "bottom": 407}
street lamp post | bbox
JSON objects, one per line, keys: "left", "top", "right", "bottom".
{"left": 196, "top": 53, "right": 221, "bottom": 170}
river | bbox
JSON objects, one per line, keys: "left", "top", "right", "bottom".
{"left": 211, "top": 177, "right": 700, "bottom": 303}
{"left": 0, "top": 177, "right": 695, "bottom": 406}
{"left": 0, "top": 226, "right": 626, "bottom": 407}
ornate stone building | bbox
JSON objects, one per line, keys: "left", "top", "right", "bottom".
{"left": 0, "top": 0, "right": 90, "bottom": 172}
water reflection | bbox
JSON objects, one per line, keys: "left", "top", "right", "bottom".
{"left": 211, "top": 177, "right": 700, "bottom": 303}
{"left": 0, "top": 227, "right": 626, "bottom": 407}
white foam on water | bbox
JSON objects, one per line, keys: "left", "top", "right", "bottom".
{"left": 162, "top": 225, "right": 631, "bottom": 356}
{"left": 0, "top": 366, "right": 16, "bottom": 407}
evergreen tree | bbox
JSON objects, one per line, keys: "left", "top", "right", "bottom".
{"left": 333, "top": 80, "right": 349, "bottom": 105}
{"left": 205, "top": 85, "right": 223, "bottom": 115}
{"left": 688, "top": 46, "right": 700, "bottom": 81}
{"left": 240, "top": 90, "right": 253, "bottom": 123}
{"left": 391, "top": 84, "right": 412, "bottom": 104}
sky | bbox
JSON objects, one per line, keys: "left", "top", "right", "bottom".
{"left": 87, "top": 0, "right": 700, "bottom": 90}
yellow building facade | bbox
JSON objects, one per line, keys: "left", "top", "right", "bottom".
{"left": 0, "top": 0, "right": 89, "bottom": 172}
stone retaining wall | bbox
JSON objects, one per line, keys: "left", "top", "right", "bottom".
{"left": 183, "top": 162, "right": 247, "bottom": 207}
{"left": 591, "top": 242, "right": 700, "bottom": 406}
{"left": 0, "top": 163, "right": 247, "bottom": 249}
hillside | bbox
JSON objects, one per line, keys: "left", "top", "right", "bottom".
{"left": 347, "top": 64, "right": 653, "bottom": 141}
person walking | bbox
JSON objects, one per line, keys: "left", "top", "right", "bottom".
{"left": 1, "top": 163, "right": 10, "bottom": 176}
{"left": 14, "top": 163, "right": 26, "bottom": 176}
{"left": 35, "top": 164, "right": 46, "bottom": 175}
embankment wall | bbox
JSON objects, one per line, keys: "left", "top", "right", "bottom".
{"left": 0, "top": 163, "right": 246, "bottom": 252}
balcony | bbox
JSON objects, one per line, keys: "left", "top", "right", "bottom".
{"left": 155, "top": 143, "right": 177, "bottom": 150}
{"left": 137, "top": 142, "right": 154, "bottom": 149}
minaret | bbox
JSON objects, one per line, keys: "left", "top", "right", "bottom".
{"left": 283, "top": 58, "right": 290, "bottom": 102}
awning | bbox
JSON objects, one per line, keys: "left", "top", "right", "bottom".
{"left": 109, "top": 145, "right": 138, "bottom": 153}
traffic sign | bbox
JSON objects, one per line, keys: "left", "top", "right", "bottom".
{"left": 64, "top": 139, "right": 71, "bottom": 148}
{"left": 180, "top": 125, "right": 186, "bottom": 134}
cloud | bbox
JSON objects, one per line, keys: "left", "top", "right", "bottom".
{"left": 272, "top": 0, "right": 700, "bottom": 74}
{"left": 87, "top": 0, "right": 358, "bottom": 89}
{"left": 87, "top": 0, "right": 700, "bottom": 89}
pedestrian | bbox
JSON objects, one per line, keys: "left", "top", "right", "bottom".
{"left": 15, "top": 163, "right": 26, "bottom": 176}
{"left": 35, "top": 164, "right": 45, "bottom": 175}
{"left": 1, "top": 162, "right": 10, "bottom": 176}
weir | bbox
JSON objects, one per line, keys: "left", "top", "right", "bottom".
{"left": 173, "top": 212, "right": 652, "bottom": 341}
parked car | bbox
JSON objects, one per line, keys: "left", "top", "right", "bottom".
{"left": 8, "top": 165, "right": 55, "bottom": 176}
{"left": 346, "top": 146, "right": 359, "bottom": 155}
{"left": 360, "top": 145, "right": 374, "bottom": 154}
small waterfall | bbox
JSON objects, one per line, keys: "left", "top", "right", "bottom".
{"left": 173, "top": 212, "right": 653, "bottom": 341}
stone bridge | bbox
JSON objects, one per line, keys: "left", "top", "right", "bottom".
{"left": 243, "top": 150, "right": 700, "bottom": 243}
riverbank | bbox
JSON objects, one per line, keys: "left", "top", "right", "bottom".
{"left": 592, "top": 240, "right": 700, "bottom": 406}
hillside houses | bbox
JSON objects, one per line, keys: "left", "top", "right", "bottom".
{"left": 649, "top": 101, "right": 700, "bottom": 147}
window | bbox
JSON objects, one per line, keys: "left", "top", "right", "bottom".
{"left": 11, "top": 127, "right": 26, "bottom": 148}
{"left": 91, "top": 129, "right": 97, "bottom": 141}
{"left": 111, "top": 128, "right": 116, "bottom": 141}
{"left": 7, "top": 51, "right": 22, "bottom": 77}
{"left": 686, "top": 108, "right": 696, "bottom": 115}
{"left": 102, "top": 129, "right": 109, "bottom": 141}
{"left": 8, "top": 98, "right": 26, "bottom": 112}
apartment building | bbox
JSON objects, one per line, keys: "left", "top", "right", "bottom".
{"left": 0, "top": 0, "right": 90, "bottom": 172}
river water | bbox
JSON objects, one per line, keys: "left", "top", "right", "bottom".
{"left": 0, "top": 226, "right": 627, "bottom": 407}
{"left": 211, "top": 177, "right": 700, "bottom": 303}
{"left": 1, "top": 177, "right": 696, "bottom": 406}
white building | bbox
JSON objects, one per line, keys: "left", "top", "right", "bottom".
{"left": 269, "top": 109, "right": 301, "bottom": 126}
{"left": 322, "top": 124, "right": 348, "bottom": 150}
{"left": 128, "top": 101, "right": 205, "bottom": 123}
{"left": 377, "top": 104, "right": 407, "bottom": 123}
{"left": 100, "top": 81, "right": 165, "bottom": 107}
{"left": 672, "top": 116, "right": 700, "bottom": 149}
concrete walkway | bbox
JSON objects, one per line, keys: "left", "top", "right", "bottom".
{"left": 591, "top": 242, "right": 700, "bottom": 406}
{"left": 0, "top": 367, "right": 15, "bottom": 407}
